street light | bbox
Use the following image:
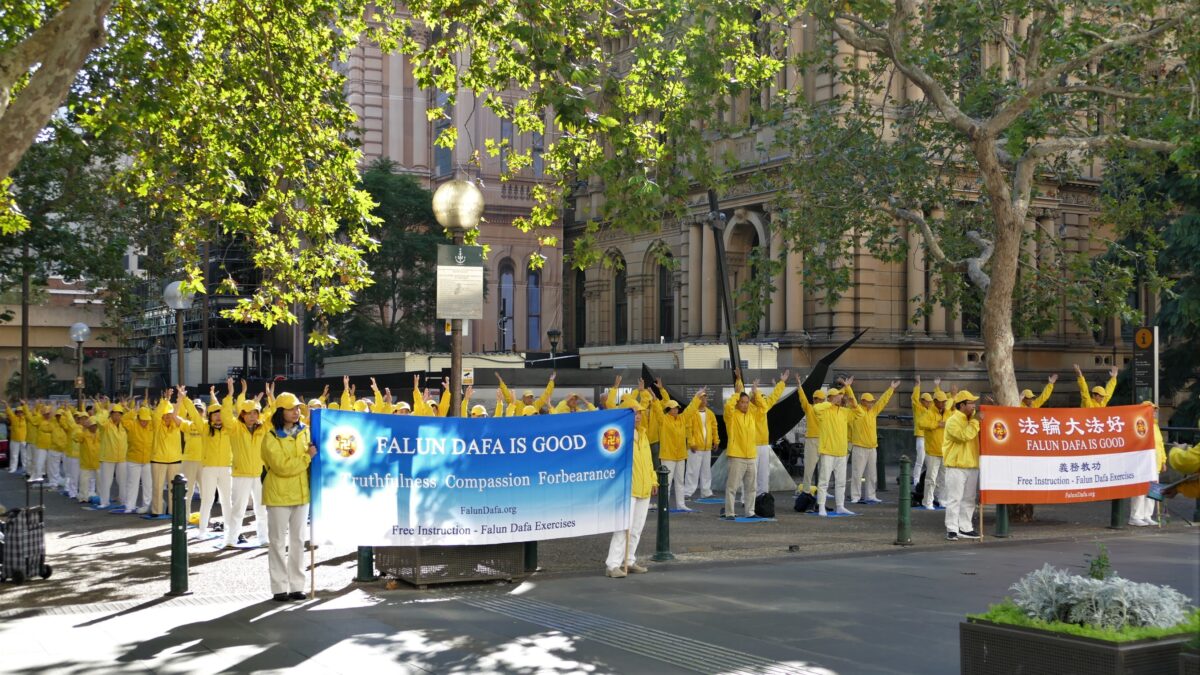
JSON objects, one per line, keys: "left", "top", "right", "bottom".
{"left": 163, "top": 281, "right": 195, "bottom": 386}
{"left": 69, "top": 322, "right": 90, "bottom": 409}
{"left": 547, "top": 327, "right": 561, "bottom": 363}
{"left": 432, "top": 179, "right": 484, "bottom": 418}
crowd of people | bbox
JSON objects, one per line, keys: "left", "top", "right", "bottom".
{"left": 4, "top": 364, "right": 1197, "bottom": 588}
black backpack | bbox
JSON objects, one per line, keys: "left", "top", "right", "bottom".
{"left": 794, "top": 491, "right": 817, "bottom": 513}
{"left": 754, "top": 493, "right": 776, "bottom": 518}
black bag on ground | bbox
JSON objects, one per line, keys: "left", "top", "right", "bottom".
{"left": 754, "top": 493, "right": 775, "bottom": 518}
{"left": 794, "top": 491, "right": 817, "bottom": 513}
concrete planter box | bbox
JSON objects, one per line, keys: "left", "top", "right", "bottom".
{"left": 1180, "top": 648, "right": 1200, "bottom": 675}
{"left": 961, "top": 618, "right": 1192, "bottom": 675}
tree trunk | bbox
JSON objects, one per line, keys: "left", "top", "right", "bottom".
{"left": 981, "top": 220, "right": 1022, "bottom": 406}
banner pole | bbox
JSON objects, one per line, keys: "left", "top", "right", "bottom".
{"left": 309, "top": 502, "right": 316, "bottom": 599}
{"left": 622, "top": 527, "right": 630, "bottom": 574}
{"left": 978, "top": 497, "right": 984, "bottom": 542}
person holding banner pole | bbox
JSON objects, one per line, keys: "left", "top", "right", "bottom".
{"left": 1074, "top": 364, "right": 1117, "bottom": 408}
{"left": 942, "top": 390, "right": 982, "bottom": 540}
{"left": 1130, "top": 402, "right": 1167, "bottom": 527}
{"left": 261, "top": 392, "right": 315, "bottom": 601}
{"left": 605, "top": 401, "right": 655, "bottom": 578}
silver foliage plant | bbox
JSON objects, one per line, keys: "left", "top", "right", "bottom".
{"left": 1011, "top": 564, "right": 1191, "bottom": 630}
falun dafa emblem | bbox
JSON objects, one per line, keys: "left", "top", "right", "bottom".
{"left": 601, "top": 428, "right": 623, "bottom": 453}
{"left": 1134, "top": 418, "right": 1148, "bottom": 438}
{"left": 334, "top": 434, "right": 358, "bottom": 458}
{"left": 990, "top": 420, "right": 1009, "bottom": 443}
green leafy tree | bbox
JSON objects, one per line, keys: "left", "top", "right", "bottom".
{"left": 766, "top": 1, "right": 1197, "bottom": 404}
{"left": 5, "top": 353, "right": 60, "bottom": 399}
{"left": 319, "top": 158, "right": 440, "bottom": 357}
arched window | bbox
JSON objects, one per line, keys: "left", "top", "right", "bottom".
{"left": 613, "top": 266, "right": 628, "bottom": 345}
{"left": 574, "top": 270, "right": 587, "bottom": 348}
{"left": 498, "top": 261, "right": 515, "bottom": 351}
{"left": 658, "top": 261, "right": 675, "bottom": 342}
{"left": 526, "top": 270, "right": 541, "bottom": 351}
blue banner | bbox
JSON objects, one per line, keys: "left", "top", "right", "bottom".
{"left": 311, "top": 408, "right": 634, "bottom": 546}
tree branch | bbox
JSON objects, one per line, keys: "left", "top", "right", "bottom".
{"left": 985, "top": 14, "right": 1180, "bottom": 137}
{"left": 1025, "top": 134, "right": 1178, "bottom": 160}
{"left": 829, "top": 16, "right": 888, "bottom": 54}
{"left": 1043, "top": 84, "right": 1152, "bottom": 100}
{"left": 965, "top": 230, "right": 994, "bottom": 292}
{"left": 883, "top": 197, "right": 954, "bottom": 268}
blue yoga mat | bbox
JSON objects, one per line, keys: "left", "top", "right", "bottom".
{"left": 720, "top": 516, "right": 776, "bottom": 523}
{"left": 913, "top": 505, "right": 946, "bottom": 511}
{"left": 668, "top": 508, "right": 697, "bottom": 514}
{"left": 806, "top": 511, "right": 859, "bottom": 517}
{"left": 109, "top": 509, "right": 135, "bottom": 515}
{"left": 693, "top": 497, "right": 724, "bottom": 504}
{"left": 141, "top": 514, "right": 171, "bottom": 520}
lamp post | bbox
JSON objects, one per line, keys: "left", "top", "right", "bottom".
{"left": 163, "top": 281, "right": 195, "bottom": 386}
{"left": 69, "top": 322, "right": 90, "bottom": 409}
{"left": 431, "top": 179, "right": 484, "bottom": 418}
{"left": 547, "top": 327, "right": 561, "bottom": 364}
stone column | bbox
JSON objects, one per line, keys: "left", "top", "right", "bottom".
{"left": 701, "top": 225, "right": 718, "bottom": 338}
{"left": 906, "top": 224, "right": 927, "bottom": 336}
{"left": 687, "top": 223, "right": 702, "bottom": 339}
{"left": 785, "top": 247, "right": 804, "bottom": 334}
{"left": 770, "top": 226, "right": 786, "bottom": 335}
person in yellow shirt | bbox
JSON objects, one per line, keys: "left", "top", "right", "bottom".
{"left": 910, "top": 377, "right": 939, "bottom": 491}
{"left": 552, "top": 391, "right": 597, "bottom": 414}
{"left": 148, "top": 393, "right": 188, "bottom": 518}
{"left": 802, "top": 378, "right": 858, "bottom": 516}
{"left": 74, "top": 414, "right": 102, "bottom": 504}
{"left": 1019, "top": 374, "right": 1057, "bottom": 408}
{"left": 849, "top": 380, "right": 899, "bottom": 504}
{"left": 227, "top": 378, "right": 271, "bottom": 546}
{"left": 651, "top": 378, "right": 704, "bottom": 511}
{"left": 123, "top": 403, "right": 156, "bottom": 514}
{"left": 750, "top": 370, "right": 789, "bottom": 500}
{"left": 605, "top": 400, "right": 655, "bottom": 578}
{"left": 60, "top": 409, "right": 84, "bottom": 499}
{"left": 683, "top": 389, "right": 719, "bottom": 499}
{"left": 1074, "top": 364, "right": 1117, "bottom": 408}
{"left": 180, "top": 384, "right": 238, "bottom": 546}
{"left": 5, "top": 401, "right": 28, "bottom": 475}
{"left": 261, "top": 392, "right": 315, "bottom": 600}
{"left": 497, "top": 371, "right": 556, "bottom": 415}
{"left": 47, "top": 407, "right": 69, "bottom": 490}
{"left": 942, "top": 390, "right": 982, "bottom": 540}
{"left": 1130, "top": 402, "right": 1167, "bottom": 527}
{"left": 93, "top": 399, "right": 129, "bottom": 509}
{"left": 796, "top": 389, "right": 827, "bottom": 495}
{"left": 919, "top": 388, "right": 953, "bottom": 510}
{"left": 1166, "top": 435, "right": 1199, "bottom": 500}
{"left": 180, "top": 399, "right": 205, "bottom": 512}
{"left": 723, "top": 378, "right": 763, "bottom": 519}
{"left": 28, "top": 405, "right": 55, "bottom": 483}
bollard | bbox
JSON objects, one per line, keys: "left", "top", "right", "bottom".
{"left": 167, "top": 474, "right": 191, "bottom": 596}
{"left": 994, "top": 505, "right": 1010, "bottom": 538}
{"left": 1107, "top": 498, "right": 1129, "bottom": 530}
{"left": 651, "top": 465, "right": 674, "bottom": 561}
{"left": 876, "top": 449, "right": 887, "bottom": 494}
{"left": 354, "top": 546, "right": 377, "bottom": 582}
{"left": 523, "top": 541, "right": 538, "bottom": 573}
{"left": 894, "top": 455, "right": 912, "bottom": 546}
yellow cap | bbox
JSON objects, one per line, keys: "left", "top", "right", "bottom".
{"left": 1020, "top": 389, "right": 1035, "bottom": 399}
{"left": 860, "top": 393, "right": 875, "bottom": 402}
{"left": 137, "top": 408, "right": 152, "bottom": 420}
{"left": 1091, "top": 386, "right": 1106, "bottom": 396}
{"left": 623, "top": 400, "right": 644, "bottom": 412}
{"left": 1141, "top": 400, "right": 1157, "bottom": 409}
{"left": 920, "top": 393, "right": 933, "bottom": 403}
{"left": 328, "top": 403, "right": 340, "bottom": 410}
{"left": 826, "top": 388, "right": 842, "bottom": 396}
{"left": 953, "top": 390, "right": 979, "bottom": 404}
{"left": 522, "top": 390, "right": 535, "bottom": 399}
{"left": 394, "top": 402, "right": 411, "bottom": 412}
{"left": 933, "top": 391, "right": 949, "bottom": 402}
{"left": 307, "top": 399, "right": 323, "bottom": 408}
{"left": 111, "top": 404, "right": 127, "bottom": 413}
{"left": 664, "top": 400, "right": 680, "bottom": 409}
{"left": 274, "top": 392, "right": 301, "bottom": 410}
{"left": 470, "top": 404, "right": 488, "bottom": 417}
{"left": 353, "top": 400, "right": 369, "bottom": 413}
{"left": 812, "top": 390, "right": 826, "bottom": 400}
{"left": 521, "top": 405, "right": 538, "bottom": 416}
{"left": 206, "top": 403, "right": 222, "bottom": 414}
{"left": 238, "top": 400, "right": 261, "bottom": 414}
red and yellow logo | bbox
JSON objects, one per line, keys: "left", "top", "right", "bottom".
{"left": 334, "top": 434, "right": 358, "bottom": 458}
{"left": 1134, "top": 419, "right": 1148, "bottom": 437}
{"left": 601, "top": 428, "right": 622, "bottom": 453}
{"left": 990, "top": 421, "right": 1009, "bottom": 443}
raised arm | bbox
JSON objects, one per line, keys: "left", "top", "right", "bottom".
{"left": 873, "top": 381, "right": 899, "bottom": 415}
{"left": 534, "top": 372, "right": 556, "bottom": 409}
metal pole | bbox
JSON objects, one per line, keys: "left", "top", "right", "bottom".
{"left": 76, "top": 341, "right": 84, "bottom": 410}
{"left": 876, "top": 446, "right": 887, "bottom": 493}
{"left": 449, "top": 231, "right": 464, "bottom": 417}
{"left": 994, "top": 504, "right": 1010, "bottom": 538}
{"left": 707, "top": 190, "right": 742, "bottom": 381}
{"left": 523, "top": 541, "right": 538, "bottom": 573}
{"left": 354, "top": 546, "right": 376, "bottom": 582}
{"left": 167, "top": 474, "right": 191, "bottom": 596}
{"left": 1108, "top": 498, "right": 1128, "bottom": 530}
{"left": 652, "top": 465, "right": 674, "bottom": 561}
{"left": 201, "top": 241, "right": 210, "bottom": 388}
{"left": 894, "top": 455, "right": 912, "bottom": 545}
{"left": 175, "top": 309, "right": 185, "bottom": 385}
{"left": 20, "top": 240, "right": 30, "bottom": 400}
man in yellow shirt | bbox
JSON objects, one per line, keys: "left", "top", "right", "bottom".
{"left": 751, "top": 370, "right": 789, "bottom": 500}
{"left": 722, "top": 379, "right": 762, "bottom": 519}
{"left": 1019, "top": 374, "right": 1057, "bottom": 408}
{"left": 652, "top": 379, "right": 704, "bottom": 511}
{"left": 802, "top": 377, "right": 858, "bottom": 516}
{"left": 911, "top": 376, "right": 939, "bottom": 493}
{"left": 683, "top": 390, "right": 719, "bottom": 499}
{"left": 798, "top": 388, "right": 826, "bottom": 494}
{"left": 849, "top": 380, "right": 899, "bottom": 504}
{"left": 5, "top": 401, "right": 28, "bottom": 475}
{"left": 942, "top": 390, "right": 982, "bottom": 540}
{"left": 1074, "top": 364, "right": 1117, "bottom": 408}
{"left": 1130, "top": 402, "right": 1167, "bottom": 527}
{"left": 605, "top": 400, "right": 656, "bottom": 578}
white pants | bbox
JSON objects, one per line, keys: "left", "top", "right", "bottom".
{"left": 661, "top": 459, "right": 686, "bottom": 509}
{"left": 229, "top": 476, "right": 269, "bottom": 542}
{"left": 1130, "top": 496, "right": 1156, "bottom": 524}
{"left": 199, "top": 466, "right": 236, "bottom": 546}
{"left": 8, "top": 440, "right": 25, "bottom": 473}
{"left": 922, "top": 455, "right": 944, "bottom": 508}
{"left": 605, "top": 496, "right": 651, "bottom": 570}
{"left": 46, "top": 450, "right": 64, "bottom": 487}
{"left": 683, "top": 450, "right": 713, "bottom": 497}
{"left": 912, "top": 437, "right": 926, "bottom": 487}
{"left": 943, "top": 467, "right": 979, "bottom": 534}
{"left": 801, "top": 437, "right": 820, "bottom": 491}
{"left": 98, "top": 461, "right": 120, "bottom": 507}
{"left": 64, "top": 456, "right": 81, "bottom": 497}
{"left": 849, "top": 445, "right": 877, "bottom": 502}
{"left": 267, "top": 505, "right": 308, "bottom": 594}
{"left": 31, "top": 445, "right": 47, "bottom": 480}
{"left": 124, "top": 462, "right": 152, "bottom": 511}
{"left": 725, "top": 457, "right": 757, "bottom": 517}
{"left": 180, "top": 461, "right": 203, "bottom": 506}
{"left": 755, "top": 445, "right": 773, "bottom": 496}
{"left": 817, "top": 454, "right": 848, "bottom": 513}
{"left": 78, "top": 468, "right": 97, "bottom": 501}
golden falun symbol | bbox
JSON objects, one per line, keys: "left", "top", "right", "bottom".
{"left": 334, "top": 434, "right": 358, "bottom": 458}
{"left": 991, "top": 421, "right": 1008, "bottom": 442}
{"left": 601, "top": 428, "right": 622, "bottom": 452}
{"left": 1135, "top": 419, "right": 1147, "bottom": 437}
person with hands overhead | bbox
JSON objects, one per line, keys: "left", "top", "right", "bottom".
{"left": 180, "top": 382, "right": 238, "bottom": 544}
{"left": 226, "top": 378, "right": 271, "bottom": 547}
{"left": 604, "top": 398, "right": 655, "bottom": 578}
{"left": 1075, "top": 364, "right": 1117, "bottom": 408}
{"left": 92, "top": 396, "right": 129, "bottom": 509}
{"left": 1019, "top": 374, "right": 1057, "bottom": 408}
{"left": 6, "top": 400, "right": 28, "bottom": 474}
{"left": 684, "top": 387, "right": 719, "bottom": 500}
{"left": 722, "top": 370, "right": 762, "bottom": 519}
{"left": 802, "top": 375, "right": 858, "bottom": 517}
{"left": 497, "top": 371, "right": 556, "bottom": 415}
{"left": 652, "top": 378, "right": 704, "bottom": 511}
{"left": 751, "top": 370, "right": 789, "bottom": 498}
{"left": 849, "top": 380, "right": 899, "bottom": 504}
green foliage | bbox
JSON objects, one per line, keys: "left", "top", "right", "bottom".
{"left": 971, "top": 600, "right": 1200, "bottom": 644}
{"left": 316, "top": 158, "right": 440, "bottom": 359}
{"left": 394, "top": 0, "right": 799, "bottom": 269}
{"left": 1009, "top": 563, "right": 1192, "bottom": 631}
{"left": 5, "top": 354, "right": 57, "bottom": 399}
{"left": 1085, "top": 544, "right": 1114, "bottom": 581}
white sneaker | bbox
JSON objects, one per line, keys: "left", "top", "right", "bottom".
{"left": 1144, "top": 518, "right": 1159, "bottom": 526}
{"left": 818, "top": 510, "right": 829, "bottom": 517}
{"left": 605, "top": 567, "right": 627, "bottom": 578}
{"left": 135, "top": 506, "right": 149, "bottom": 515}
{"left": 834, "top": 508, "right": 857, "bottom": 516}
{"left": 1129, "top": 519, "right": 1150, "bottom": 527}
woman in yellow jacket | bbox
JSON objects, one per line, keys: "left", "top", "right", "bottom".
{"left": 148, "top": 395, "right": 188, "bottom": 518}
{"left": 683, "top": 389, "right": 719, "bottom": 499}
{"left": 73, "top": 415, "right": 101, "bottom": 504}
{"left": 123, "top": 404, "right": 156, "bottom": 514}
{"left": 93, "top": 400, "right": 129, "bottom": 509}
{"left": 605, "top": 399, "right": 655, "bottom": 578}
{"left": 750, "top": 370, "right": 789, "bottom": 499}
{"left": 1019, "top": 374, "right": 1057, "bottom": 408}
{"left": 848, "top": 381, "right": 899, "bottom": 504}
{"left": 181, "top": 386, "right": 239, "bottom": 546}
{"left": 910, "top": 376, "right": 941, "bottom": 489}
{"left": 226, "top": 378, "right": 272, "bottom": 546}
{"left": 802, "top": 379, "right": 858, "bottom": 516}
{"left": 29, "top": 406, "right": 55, "bottom": 483}
{"left": 798, "top": 388, "right": 826, "bottom": 494}
{"left": 261, "top": 392, "right": 315, "bottom": 600}
{"left": 652, "top": 378, "right": 704, "bottom": 511}
{"left": 1074, "top": 364, "right": 1117, "bottom": 408}
{"left": 942, "top": 390, "right": 982, "bottom": 540}
{"left": 59, "top": 409, "right": 83, "bottom": 499}
{"left": 47, "top": 408, "right": 69, "bottom": 490}
{"left": 6, "top": 402, "right": 28, "bottom": 475}
{"left": 179, "top": 397, "right": 206, "bottom": 512}
{"left": 723, "top": 381, "right": 762, "bottom": 519}
{"left": 1130, "top": 402, "right": 1168, "bottom": 527}
{"left": 919, "top": 388, "right": 953, "bottom": 509}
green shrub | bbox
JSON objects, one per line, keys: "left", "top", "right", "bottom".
{"left": 1010, "top": 563, "right": 1191, "bottom": 630}
{"left": 971, "top": 600, "right": 1200, "bottom": 643}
